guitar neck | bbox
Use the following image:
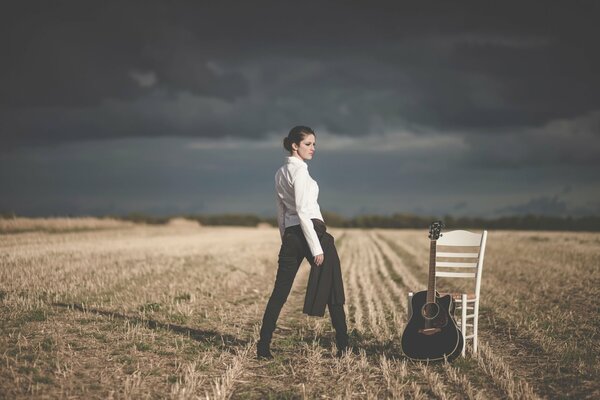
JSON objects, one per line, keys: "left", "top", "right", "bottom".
{"left": 426, "top": 239, "right": 437, "bottom": 303}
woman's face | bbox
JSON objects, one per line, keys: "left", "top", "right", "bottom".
{"left": 293, "top": 134, "right": 316, "bottom": 161}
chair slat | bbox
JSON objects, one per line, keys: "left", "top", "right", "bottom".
{"left": 436, "top": 271, "right": 476, "bottom": 278}
{"left": 437, "top": 256, "right": 480, "bottom": 263}
{"left": 437, "top": 245, "right": 480, "bottom": 253}
{"left": 436, "top": 252, "right": 479, "bottom": 258}
{"left": 436, "top": 261, "right": 478, "bottom": 268}
{"left": 437, "top": 230, "right": 483, "bottom": 246}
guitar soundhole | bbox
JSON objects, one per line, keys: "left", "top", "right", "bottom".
{"left": 421, "top": 302, "right": 439, "bottom": 320}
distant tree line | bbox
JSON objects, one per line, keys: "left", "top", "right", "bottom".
{"left": 2, "top": 211, "right": 600, "bottom": 231}
{"left": 321, "top": 212, "right": 600, "bottom": 231}
{"left": 116, "top": 211, "right": 600, "bottom": 231}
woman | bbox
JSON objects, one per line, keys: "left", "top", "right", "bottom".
{"left": 257, "top": 125, "right": 349, "bottom": 359}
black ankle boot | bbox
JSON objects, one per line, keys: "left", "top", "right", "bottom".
{"left": 335, "top": 334, "right": 349, "bottom": 358}
{"left": 257, "top": 340, "right": 273, "bottom": 360}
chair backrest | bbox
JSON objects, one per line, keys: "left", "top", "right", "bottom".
{"left": 435, "top": 230, "right": 488, "bottom": 297}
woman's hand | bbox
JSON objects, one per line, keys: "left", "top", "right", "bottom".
{"left": 314, "top": 253, "right": 324, "bottom": 266}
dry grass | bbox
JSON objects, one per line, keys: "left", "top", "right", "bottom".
{"left": 0, "top": 216, "right": 136, "bottom": 234}
{"left": 0, "top": 220, "right": 598, "bottom": 399}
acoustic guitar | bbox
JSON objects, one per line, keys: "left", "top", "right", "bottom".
{"left": 401, "top": 221, "right": 464, "bottom": 361}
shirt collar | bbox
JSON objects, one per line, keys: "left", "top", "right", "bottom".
{"left": 286, "top": 156, "right": 307, "bottom": 166}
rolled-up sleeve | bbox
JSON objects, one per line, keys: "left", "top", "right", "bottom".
{"left": 293, "top": 168, "right": 323, "bottom": 257}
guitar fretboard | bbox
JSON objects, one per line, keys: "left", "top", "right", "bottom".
{"left": 426, "top": 239, "right": 437, "bottom": 303}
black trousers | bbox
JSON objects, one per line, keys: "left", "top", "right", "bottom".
{"left": 259, "top": 219, "right": 348, "bottom": 345}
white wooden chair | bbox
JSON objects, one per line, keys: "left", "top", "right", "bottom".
{"left": 407, "top": 230, "right": 488, "bottom": 356}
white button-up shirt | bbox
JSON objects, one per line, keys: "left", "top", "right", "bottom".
{"left": 275, "top": 156, "right": 324, "bottom": 256}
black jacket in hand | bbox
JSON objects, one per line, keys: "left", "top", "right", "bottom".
{"left": 303, "top": 219, "right": 345, "bottom": 317}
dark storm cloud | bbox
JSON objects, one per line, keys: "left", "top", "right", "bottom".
{"left": 496, "top": 195, "right": 568, "bottom": 216}
{"left": 463, "top": 109, "right": 600, "bottom": 167}
{"left": 1, "top": 2, "right": 248, "bottom": 109}
{"left": 1, "top": 0, "right": 599, "bottom": 160}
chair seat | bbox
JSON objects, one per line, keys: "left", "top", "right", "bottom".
{"left": 442, "top": 292, "right": 477, "bottom": 301}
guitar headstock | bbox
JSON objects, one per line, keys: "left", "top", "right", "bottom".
{"left": 428, "top": 220, "right": 445, "bottom": 241}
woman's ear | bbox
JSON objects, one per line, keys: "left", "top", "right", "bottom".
{"left": 292, "top": 143, "right": 298, "bottom": 151}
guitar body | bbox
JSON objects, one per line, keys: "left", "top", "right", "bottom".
{"left": 401, "top": 290, "right": 463, "bottom": 361}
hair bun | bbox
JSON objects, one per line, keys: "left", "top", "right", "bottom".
{"left": 283, "top": 137, "right": 292, "bottom": 152}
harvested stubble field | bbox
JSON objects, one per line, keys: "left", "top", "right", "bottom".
{"left": 1, "top": 219, "right": 598, "bottom": 399}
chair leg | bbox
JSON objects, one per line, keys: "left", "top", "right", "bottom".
{"left": 407, "top": 292, "right": 413, "bottom": 320}
{"left": 461, "top": 294, "right": 467, "bottom": 357}
{"left": 473, "top": 300, "right": 479, "bottom": 355}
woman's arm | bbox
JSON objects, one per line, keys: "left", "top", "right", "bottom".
{"left": 276, "top": 191, "right": 286, "bottom": 239}
{"left": 293, "top": 168, "right": 324, "bottom": 258}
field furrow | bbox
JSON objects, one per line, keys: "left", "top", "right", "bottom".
{"left": 365, "top": 243, "right": 404, "bottom": 340}
{"left": 360, "top": 238, "right": 391, "bottom": 341}
{"left": 343, "top": 232, "right": 367, "bottom": 335}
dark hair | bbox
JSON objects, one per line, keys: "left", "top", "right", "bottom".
{"left": 283, "top": 125, "right": 316, "bottom": 153}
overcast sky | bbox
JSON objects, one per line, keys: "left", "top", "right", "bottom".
{"left": 1, "top": 1, "right": 599, "bottom": 218}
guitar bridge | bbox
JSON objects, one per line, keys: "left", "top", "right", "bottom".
{"left": 418, "top": 327, "right": 442, "bottom": 336}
